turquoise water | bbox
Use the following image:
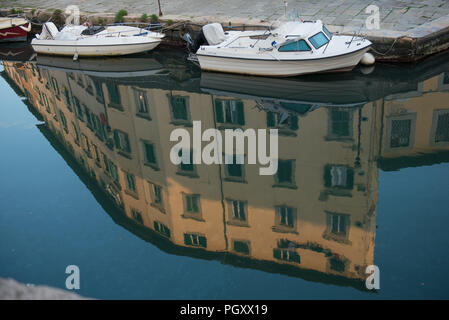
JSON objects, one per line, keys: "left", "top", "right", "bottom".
{"left": 1, "top": 49, "right": 449, "bottom": 299}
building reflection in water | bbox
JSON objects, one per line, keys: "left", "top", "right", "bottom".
{"left": 2, "top": 51, "right": 449, "bottom": 291}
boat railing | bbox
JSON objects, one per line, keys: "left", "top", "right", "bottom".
{"left": 224, "top": 32, "right": 273, "bottom": 48}
{"left": 74, "top": 27, "right": 161, "bottom": 40}
{"left": 106, "top": 22, "right": 164, "bottom": 31}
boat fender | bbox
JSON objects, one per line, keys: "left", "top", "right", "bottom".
{"left": 271, "top": 41, "right": 277, "bottom": 46}
{"left": 360, "top": 52, "right": 375, "bottom": 66}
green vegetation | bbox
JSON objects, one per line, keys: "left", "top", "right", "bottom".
{"left": 51, "top": 9, "right": 65, "bottom": 26}
{"left": 167, "top": 19, "right": 174, "bottom": 26}
{"left": 140, "top": 13, "right": 148, "bottom": 22}
{"left": 150, "top": 14, "right": 158, "bottom": 22}
{"left": 10, "top": 8, "right": 23, "bottom": 15}
{"left": 115, "top": 9, "right": 128, "bottom": 22}
{"left": 31, "top": 8, "right": 36, "bottom": 15}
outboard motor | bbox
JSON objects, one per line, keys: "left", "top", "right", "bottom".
{"left": 183, "top": 28, "right": 208, "bottom": 53}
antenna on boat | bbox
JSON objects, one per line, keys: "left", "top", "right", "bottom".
{"left": 283, "top": 1, "right": 288, "bottom": 16}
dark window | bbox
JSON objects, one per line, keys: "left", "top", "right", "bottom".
{"left": 226, "top": 155, "right": 244, "bottom": 180}
{"left": 185, "top": 194, "right": 200, "bottom": 213}
{"left": 134, "top": 89, "right": 149, "bottom": 115}
{"left": 154, "top": 221, "right": 171, "bottom": 238}
{"left": 390, "top": 119, "right": 411, "bottom": 148}
{"left": 126, "top": 173, "right": 136, "bottom": 192}
{"left": 150, "top": 183, "right": 163, "bottom": 206}
{"left": 108, "top": 160, "right": 120, "bottom": 187}
{"left": 329, "top": 257, "right": 345, "bottom": 272}
{"left": 330, "top": 109, "right": 351, "bottom": 137}
{"left": 231, "top": 200, "right": 246, "bottom": 221}
{"left": 170, "top": 96, "right": 189, "bottom": 121}
{"left": 435, "top": 112, "right": 449, "bottom": 143}
{"left": 276, "top": 160, "right": 294, "bottom": 184}
{"left": 84, "top": 105, "right": 93, "bottom": 129}
{"left": 59, "top": 111, "right": 68, "bottom": 131}
{"left": 327, "top": 213, "right": 349, "bottom": 236}
{"left": 233, "top": 240, "right": 250, "bottom": 255}
{"left": 267, "top": 112, "right": 298, "bottom": 130}
{"left": 93, "top": 79, "right": 104, "bottom": 103}
{"left": 131, "top": 209, "right": 143, "bottom": 224}
{"left": 324, "top": 165, "right": 354, "bottom": 189}
{"left": 184, "top": 233, "right": 207, "bottom": 248}
{"left": 72, "top": 122, "right": 80, "bottom": 144}
{"left": 215, "top": 99, "right": 245, "bottom": 125}
{"left": 179, "top": 149, "right": 194, "bottom": 172}
{"left": 113, "top": 130, "right": 131, "bottom": 154}
{"left": 63, "top": 86, "right": 72, "bottom": 110}
{"left": 143, "top": 142, "right": 157, "bottom": 165}
{"left": 277, "top": 206, "right": 296, "bottom": 228}
{"left": 106, "top": 82, "right": 121, "bottom": 106}
{"left": 273, "top": 248, "right": 300, "bottom": 263}
{"left": 74, "top": 97, "right": 83, "bottom": 121}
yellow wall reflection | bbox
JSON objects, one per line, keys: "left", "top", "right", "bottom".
{"left": 3, "top": 58, "right": 449, "bottom": 289}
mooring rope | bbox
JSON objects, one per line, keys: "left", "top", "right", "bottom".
{"left": 369, "top": 37, "right": 399, "bottom": 56}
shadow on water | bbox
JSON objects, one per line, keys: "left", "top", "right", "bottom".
{"left": 1, "top": 46, "right": 449, "bottom": 294}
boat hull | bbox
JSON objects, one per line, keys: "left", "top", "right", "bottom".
{"left": 197, "top": 46, "right": 371, "bottom": 77}
{"left": 31, "top": 38, "right": 161, "bottom": 57}
{"left": 0, "top": 25, "right": 28, "bottom": 43}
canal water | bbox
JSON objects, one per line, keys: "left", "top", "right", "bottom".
{"left": 1, "top": 47, "right": 449, "bottom": 299}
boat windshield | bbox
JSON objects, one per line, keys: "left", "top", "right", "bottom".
{"left": 323, "top": 25, "right": 332, "bottom": 39}
{"left": 308, "top": 32, "right": 329, "bottom": 49}
{"left": 278, "top": 40, "right": 311, "bottom": 52}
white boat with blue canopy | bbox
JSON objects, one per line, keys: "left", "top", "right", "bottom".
{"left": 188, "top": 19, "right": 372, "bottom": 77}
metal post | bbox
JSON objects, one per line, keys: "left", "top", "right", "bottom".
{"left": 158, "top": 0, "right": 163, "bottom": 16}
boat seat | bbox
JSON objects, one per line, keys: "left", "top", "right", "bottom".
{"left": 38, "top": 22, "right": 59, "bottom": 40}
{"left": 202, "top": 23, "right": 226, "bottom": 45}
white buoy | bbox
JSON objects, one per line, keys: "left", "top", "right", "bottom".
{"left": 360, "top": 52, "right": 375, "bottom": 66}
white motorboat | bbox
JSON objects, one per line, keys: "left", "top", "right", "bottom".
{"left": 31, "top": 22, "right": 164, "bottom": 57}
{"left": 186, "top": 20, "right": 372, "bottom": 77}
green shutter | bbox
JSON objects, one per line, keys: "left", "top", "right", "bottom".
{"left": 237, "top": 101, "right": 245, "bottom": 125}
{"left": 267, "top": 112, "right": 275, "bottom": 127}
{"left": 290, "top": 251, "right": 301, "bottom": 264}
{"left": 199, "top": 236, "right": 207, "bottom": 248}
{"left": 124, "top": 133, "right": 131, "bottom": 153}
{"left": 113, "top": 131, "right": 120, "bottom": 149}
{"left": 184, "top": 233, "right": 192, "bottom": 245}
{"left": 324, "top": 165, "right": 332, "bottom": 188}
{"left": 290, "top": 115, "right": 299, "bottom": 130}
{"left": 273, "top": 248, "right": 281, "bottom": 259}
{"left": 215, "top": 100, "right": 224, "bottom": 123}
{"left": 347, "top": 168, "right": 354, "bottom": 189}
{"left": 165, "top": 227, "right": 171, "bottom": 238}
